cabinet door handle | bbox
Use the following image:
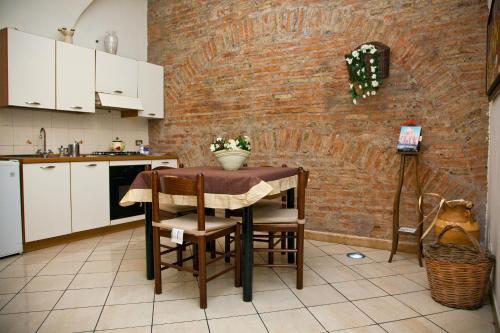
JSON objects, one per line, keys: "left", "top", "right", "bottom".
{"left": 113, "top": 90, "right": 123, "bottom": 94}
{"left": 25, "top": 101, "right": 41, "bottom": 106}
{"left": 40, "top": 165, "right": 55, "bottom": 169}
{"left": 161, "top": 161, "right": 170, "bottom": 164}
{"left": 71, "top": 106, "right": 83, "bottom": 110}
{"left": 148, "top": 113, "right": 155, "bottom": 116}
{"left": 87, "top": 164, "right": 97, "bottom": 167}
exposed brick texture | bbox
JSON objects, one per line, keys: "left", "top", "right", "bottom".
{"left": 148, "top": 0, "right": 489, "bottom": 241}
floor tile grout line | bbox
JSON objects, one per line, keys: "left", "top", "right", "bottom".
{"left": 0, "top": 241, "right": 70, "bottom": 317}
{"left": 271, "top": 261, "right": 329, "bottom": 333}
{"left": 35, "top": 237, "right": 105, "bottom": 333}
{"left": 304, "top": 241, "right": 427, "bottom": 331}
{"left": 91, "top": 229, "right": 133, "bottom": 332}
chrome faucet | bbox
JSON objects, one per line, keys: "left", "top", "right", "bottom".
{"left": 39, "top": 127, "right": 47, "bottom": 155}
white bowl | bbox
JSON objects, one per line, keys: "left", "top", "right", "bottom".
{"left": 213, "top": 150, "right": 250, "bottom": 170}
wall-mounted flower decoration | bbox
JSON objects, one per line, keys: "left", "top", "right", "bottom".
{"left": 345, "top": 44, "right": 382, "bottom": 105}
{"left": 345, "top": 42, "right": 390, "bottom": 105}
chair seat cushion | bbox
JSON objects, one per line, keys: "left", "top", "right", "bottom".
{"left": 153, "top": 214, "right": 236, "bottom": 235}
{"left": 159, "top": 203, "right": 195, "bottom": 214}
{"left": 252, "top": 200, "right": 298, "bottom": 224}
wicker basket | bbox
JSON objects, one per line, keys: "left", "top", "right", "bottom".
{"left": 425, "top": 225, "right": 494, "bottom": 309}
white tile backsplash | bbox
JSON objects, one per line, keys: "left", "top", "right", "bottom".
{"left": 0, "top": 108, "right": 149, "bottom": 154}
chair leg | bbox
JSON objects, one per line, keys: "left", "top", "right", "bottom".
{"left": 153, "top": 226, "right": 162, "bottom": 294}
{"left": 235, "top": 224, "right": 242, "bottom": 287}
{"left": 281, "top": 232, "right": 286, "bottom": 254}
{"left": 210, "top": 240, "right": 216, "bottom": 259}
{"left": 268, "top": 232, "right": 274, "bottom": 264}
{"left": 177, "top": 244, "right": 183, "bottom": 269}
{"left": 225, "top": 234, "right": 231, "bottom": 263}
{"left": 193, "top": 244, "right": 199, "bottom": 275}
{"left": 296, "top": 225, "right": 304, "bottom": 290}
{"left": 198, "top": 237, "right": 207, "bottom": 309}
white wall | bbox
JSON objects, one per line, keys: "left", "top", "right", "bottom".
{"left": 0, "top": 0, "right": 147, "bottom": 60}
{"left": 0, "top": 0, "right": 150, "bottom": 154}
{"left": 487, "top": 0, "right": 500, "bottom": 323}
{"left": 488, "top": 97, "right": 500, "bottom": 321}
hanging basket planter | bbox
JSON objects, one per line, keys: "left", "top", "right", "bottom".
{"left": 345, "top": 41, "right": 390, "bottom": 105}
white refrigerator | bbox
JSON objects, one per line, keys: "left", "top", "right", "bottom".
{"left": 0, "top": 160, "right": 23, "bottom": 257}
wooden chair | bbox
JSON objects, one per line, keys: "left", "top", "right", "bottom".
{"left": 151, "top": 171, "right": 241, "bottom": 309}
{"left": 229, "top": 167, "right": 308, "bottom": 289}
{"left": 225, "top": 164, "right": 288, "bottom": 264}
{"left": 251, "top": 167, "right": 308, "bottom": 289}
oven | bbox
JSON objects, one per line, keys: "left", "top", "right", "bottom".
{"left": 109, "top": 161, "right": 149, "bottom": 222}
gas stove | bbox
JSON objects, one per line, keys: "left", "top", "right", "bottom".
{"left": 90, "top": 151, "right": 142, "bottom": 156}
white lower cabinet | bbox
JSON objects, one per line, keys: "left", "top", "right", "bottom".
{"left": 151, "top": 159, "right": 178, "bottom": 169}
{"left": 23, "top": 163, "right": 71, "bottom": 242}
{"left": 71, "top": 162, "right": 110, "bottom": 232}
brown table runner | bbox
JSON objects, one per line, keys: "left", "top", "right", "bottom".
{"left": 120, "top": 166, "right": 298, "bottom": 209}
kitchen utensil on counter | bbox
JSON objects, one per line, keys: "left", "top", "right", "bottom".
{"left": 111, "top": 137, "right": 125, "bottom": 152}
{"left": 68, "top": 141, "right": 80, "bottom": 157}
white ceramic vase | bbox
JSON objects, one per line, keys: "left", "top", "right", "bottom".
{"left": 214, "top": 150, "right": 250, "bottom": 170}
{"left": 104, "top": 31, "right": 118, "bottom": 54}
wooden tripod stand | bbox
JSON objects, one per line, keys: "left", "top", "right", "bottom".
{"left": 388, "top": 151, "right": 423, "bottom": 267}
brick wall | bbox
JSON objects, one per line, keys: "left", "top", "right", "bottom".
{"left": 148, "top": 0, "right": 489, "bottom": 240}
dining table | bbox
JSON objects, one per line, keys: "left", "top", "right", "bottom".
{"left": 120, "top": 166, "right": 299, "bottom": 302}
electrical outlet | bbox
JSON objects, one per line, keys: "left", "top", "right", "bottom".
{"left": 135, "top": 140, "right": 143, "bottom": 146}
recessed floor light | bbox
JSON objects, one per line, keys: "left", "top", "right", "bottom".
{"left": 347, "top": 252, "right": 365, "bottom": 259}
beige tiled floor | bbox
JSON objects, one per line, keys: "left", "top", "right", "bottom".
{"left": 0, "top": 226, "right": 496, "bottom": 333}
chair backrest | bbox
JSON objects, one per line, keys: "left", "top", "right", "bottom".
{"left": 151, "top": 171, "right": 206, "bottom": 231}
{"left": 152, "top": 163, "right": 184, "bottom": 171}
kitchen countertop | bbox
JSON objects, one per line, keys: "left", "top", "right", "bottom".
{"left": 0, "top": 154, "right": 178, "bottom": 164}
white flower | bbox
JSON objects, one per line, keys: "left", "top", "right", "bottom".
{"left": 244, "top": 135, "right": 250, "bottom": 141}
{"left": 353, "top": 99, "right": 357, "bottom": 105}
{"left": 349, "top": 83, "right": 354, "bottom": 89}
{"left": 371, "top": 66, "right": 376, "bottom": 73}
{"left": 371, "top": 91, "right": 376, "bottom": 95}
{"left": 370, "top": 59, "right": 374, "bottom": 64}
{"left": 359, "top": 85, "right": 362, "bottom": 89}
{"left": 365, "top": 83, "right": 368, "bottom": 87}
{"left": 361, "top": 67, "right": 365, "bottom": 72}
{"left": 352, "top": 50, "right": 359, "bottom": 58}
{"left": 362, "top": 94, "right": 366, "bottom": 98}
{"left": 357, "top": 70, "right": 361, "bottom": 75}
{"left": 346, "top": 57, "right": 353, "bottom": 64}
{"left": 210, "top": 144, "right": 216, "bottom": 152}
{"left": 361, "top": 48, "right": 366, "bottom": 53}
{"left": 216, "top": 137, "right": 222, "bottom": 141}
{"left": 370, "top": 48, "right": 377, "bottom": 54}
{"left": 228, "top": 139, "right": 238, "bottom": 150}
{"left": 372, "top": 80, "right": 379, "bottom": 87}
{"left": 372, "top": 74, "right": 377, "bottom": 79}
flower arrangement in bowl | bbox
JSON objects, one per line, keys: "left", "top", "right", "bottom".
{"left": 345, "top": 43, "right": 383, "bottom": 105}
{"left": 210, "top": 135, "right": 251, "bottom": 170}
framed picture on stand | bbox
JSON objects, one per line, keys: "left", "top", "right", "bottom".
{"left": 397, "top": 125, "right": 422, "bottom": 152}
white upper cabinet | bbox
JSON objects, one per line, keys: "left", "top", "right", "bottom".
{"left": 138, "top": 61, "right": 164, "bottom": 119}
{"left": 96, "top": 51, "right": 137, "bottom": 98}
{"left": 56, "top": 42, "right": 95, "bottom": 113}
{"left": 0, "top": 28, "right": 55, "bottom": 109}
